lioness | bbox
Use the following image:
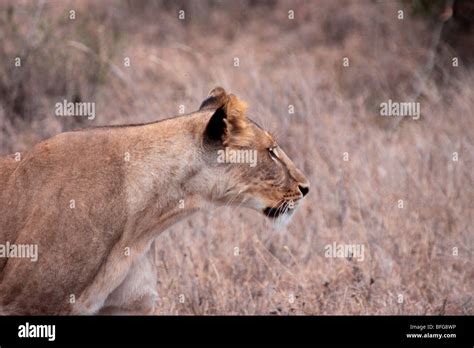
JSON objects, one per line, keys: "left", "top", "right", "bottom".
{"left": 0, "top": 87, "right": 309, "bottom": 314}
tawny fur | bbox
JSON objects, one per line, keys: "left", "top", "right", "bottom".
{"left": 0, "top": 87, "right": 309, "bottom": 314}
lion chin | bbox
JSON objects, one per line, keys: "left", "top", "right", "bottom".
{"left": 263, "top": 203, "right": 297, "bottom": 229}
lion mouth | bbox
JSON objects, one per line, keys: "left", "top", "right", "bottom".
{"left": 263, "top": 201, "right": 293, "bottom": 219}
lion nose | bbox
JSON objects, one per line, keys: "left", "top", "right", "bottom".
{"left": 298, "top": 184, "right": 309, "bottom": 197}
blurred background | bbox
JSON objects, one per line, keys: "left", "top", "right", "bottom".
{"left": 0, "top": 0, "right": 472, "bottom": 314}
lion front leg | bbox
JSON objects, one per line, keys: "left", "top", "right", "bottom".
{"left": 99, "top": 244, "right": 159, "bottom": 315}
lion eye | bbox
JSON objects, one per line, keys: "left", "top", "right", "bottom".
{"left": 268, "top": 147, "right": 278, "bottom": 160}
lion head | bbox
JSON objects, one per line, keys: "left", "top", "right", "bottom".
{"left": 199, "top": 87, "right": 310, "bottom": 226}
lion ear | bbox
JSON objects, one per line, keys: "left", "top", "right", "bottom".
{"left": 199, "top": 86, "right": 228, "bottom": 111}
{"left": 203, "top": 89, "right": 253, "bottom": 147}
{"left": 222, "top": 94, "right": 252, "bottom": 146}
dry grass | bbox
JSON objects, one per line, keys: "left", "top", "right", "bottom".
{"left": 0, "top": 0, "right": 472, "bottom": 314}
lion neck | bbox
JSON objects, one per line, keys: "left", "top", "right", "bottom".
{"left": 121, "top": 112, "right": 216, "bottom": 240}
